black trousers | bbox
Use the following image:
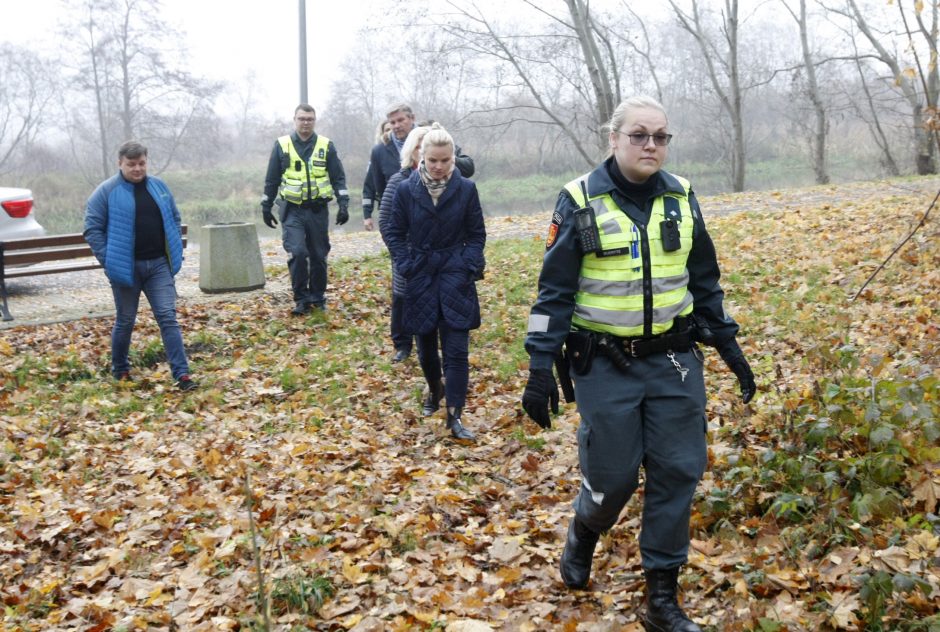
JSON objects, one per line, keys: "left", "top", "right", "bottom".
{"left": 281, "top": 204, "right": 330, "bottom": 305}
{"left": 391, "top": 293, "right": 413, "bottom": 351}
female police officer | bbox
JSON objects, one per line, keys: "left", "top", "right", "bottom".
{"left": 521, "top": 96, "right": 755, "bottom": 631}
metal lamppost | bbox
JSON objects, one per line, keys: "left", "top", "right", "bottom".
{"left": 299, "top": 0, "right": 308, "bottom": 104}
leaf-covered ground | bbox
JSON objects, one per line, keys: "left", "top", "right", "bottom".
{"left": 1, "top": 180, "right": 938, "bottom": 631}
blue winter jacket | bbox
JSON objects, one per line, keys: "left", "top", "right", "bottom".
{"left": 84, "top": 173, "right": 184, "bottom": 288}
{"left": 385, "top": 169, "right": 486, "bottom": 335}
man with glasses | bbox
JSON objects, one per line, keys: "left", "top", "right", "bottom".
{"left": 521, "top": 96, "right": 755, "bottom": 631}
{"left": 260, "top": 104, "right": 349, "bottom": 315}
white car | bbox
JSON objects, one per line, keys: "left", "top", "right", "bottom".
{"left": 0, "top": 187, "right": 46, "bottom": 241}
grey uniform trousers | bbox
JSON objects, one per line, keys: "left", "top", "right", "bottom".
{"left": 281, "top": 203, "right": 331, "bottom": 306}
{"left": 571, "top": 347, "right": 707, "bottom": 570}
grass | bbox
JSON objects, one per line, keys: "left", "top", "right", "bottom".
{"left": 0, "top": 184, "right": 937, "bottom": 628}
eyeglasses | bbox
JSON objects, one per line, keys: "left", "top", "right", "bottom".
{"left": 296, "top": 117, "right": 315, "bottom": 123}
{"left": 616, "top": 131, "right": 673, "bottom": 146}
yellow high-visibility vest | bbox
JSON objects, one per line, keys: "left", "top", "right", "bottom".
{"left": 565, "top": 173, "right": 694, "bottom": 337}
{"left": 277, "top": 134, "right": 333, "bottom": 204}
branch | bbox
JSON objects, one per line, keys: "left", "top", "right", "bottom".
{"left": 243, "top": 468, "right": 271, "bottom": 631}
{"left": 851, "top": 188, "right": 936, "bottom": 301}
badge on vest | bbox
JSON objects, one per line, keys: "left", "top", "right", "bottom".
{"left": 664, "top": 196, "right": 682, "bottom": 220}
{"left": 546, "top": 211, "right": 563, "bottom": 249}
{"left": 318, "top": 148, "right": 325, "bottom": 158}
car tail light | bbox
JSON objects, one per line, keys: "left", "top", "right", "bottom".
{"left": 2, "top": 198, "right": 33, "bottom": 218}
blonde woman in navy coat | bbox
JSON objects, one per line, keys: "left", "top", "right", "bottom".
{"left": 384, "top": 123, "right": 486, "bottom": 442}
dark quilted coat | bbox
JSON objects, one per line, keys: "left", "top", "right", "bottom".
{"left": 378, "top": 167, "right": 412, "bottom": 297}
{"left": 385, "top": 169, "right": 486, "bottom": 335}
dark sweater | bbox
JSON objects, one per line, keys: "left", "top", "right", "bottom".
{"left": 133, "top": 179, "right": 166, "bottom": 260}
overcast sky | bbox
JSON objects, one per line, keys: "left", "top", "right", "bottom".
{"left": 0, "top": 0, "right": 377, "bottom": 118}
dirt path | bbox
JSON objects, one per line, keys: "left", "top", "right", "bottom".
{"left": 2, "top": 175, "right": 937, "bottom": 330}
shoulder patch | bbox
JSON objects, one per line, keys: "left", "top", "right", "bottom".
{"left": 546, "top": 211, "right": 563, "bottom": 249}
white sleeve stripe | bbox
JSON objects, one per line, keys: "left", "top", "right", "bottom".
{"left": 528, "top": 314, "right": 550, "bottom": 333}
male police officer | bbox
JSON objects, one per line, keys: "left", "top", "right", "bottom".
{"left": 261, "top": 104, "right": 349, "bottom": 315}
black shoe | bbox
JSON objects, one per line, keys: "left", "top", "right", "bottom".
{"left": 392, "top": 348, "right": 411, "bottom": 363}
{"left": 422, "top": 381, "right": 445, "bottom": 416}
{"left": 446, "top": 407, "right": 475, "bottom": 441}
{"left": 559, "top": 518, "right": 599, "bottom": 589}
{"left": 177, "top": 375, "right": 197, "bottom": 391}
{"left": 291, "top": 302, "right": 310, "bottom": 316}
{"left": 642, "top": 568, "right": 702, "bottom": 632}
{"left": 114, "top": 371, "right": 132, "bottom": 382}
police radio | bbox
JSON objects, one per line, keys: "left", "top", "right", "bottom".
{"left": 574, "top": 181, "right": 601, "bottom": 254}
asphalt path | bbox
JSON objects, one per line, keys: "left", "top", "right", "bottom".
{"left": 0, "top": 214, "right": 549, "bottom": 329}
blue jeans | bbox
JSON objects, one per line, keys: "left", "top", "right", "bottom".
{"left": 110, "top": 257, "right": 190, "bottom": 380}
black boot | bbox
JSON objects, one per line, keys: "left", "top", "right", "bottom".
{"left": 446, "top": 407, "right": 475, "bottom": 441}
{"left": 642, "top": 568, "right": 702, "bottom": 632}
{"left": 422, "top": 380, "right": 445, "bottom": 416}
{"left": 559, "top": 518, "right": 599, "bottom": 589}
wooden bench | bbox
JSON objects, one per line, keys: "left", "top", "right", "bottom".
{"left": 0, "top": 225, "right": 187, "bottom": 321}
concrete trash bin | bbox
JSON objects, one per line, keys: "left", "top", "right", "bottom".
{"left": 199, "top": 222, "right": 266, "bottom": 293}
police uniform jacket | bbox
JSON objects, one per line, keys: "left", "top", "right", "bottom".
{"left": 262, "top": 131, "right": 348, "bottom": 210}
{"left": 525, "top": 157, "right": 739, "bottom": 371}
{"left": 385, "top": 169, "right": 486, "bottom": 335}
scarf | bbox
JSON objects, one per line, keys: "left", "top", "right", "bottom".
{"left": 391, "top": 133, "right": 405, "bottom": 155}
{"left": 418, "top": 160, "right": 453, "bottom": 206}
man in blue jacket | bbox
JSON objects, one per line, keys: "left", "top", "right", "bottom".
{"left": 84, "top": 140, "right": 195, "bottom": 391}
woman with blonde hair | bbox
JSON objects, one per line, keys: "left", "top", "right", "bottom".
{"left": 522, "top": 96, "right": 755, "bottom": 630}
{"left": 384, "top": 123, "right": 486, "bottom": 441}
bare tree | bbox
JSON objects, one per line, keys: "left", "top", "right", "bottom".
{"left": 434, "top": 0, "right": 623, "bottom": 166}
{"left": 62, "top": 0, "right": 219, "bottom": 179}
{"left": 669, "top": 0, "right": 748, "bottom": 191}
{"left": 827, "top": 0, "right": 939, "bottom": 174}
{"left": 611, "top": 1, "right": 665, "bottom": 102}
{"left": 0, "top": 45, "right": 57, "bottom": 175}
{"left": 781, "top": 0, "right": 830, "bottom": 183}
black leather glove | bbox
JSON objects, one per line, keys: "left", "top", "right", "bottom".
{"left": 336, "top": 200, "right": 349, "bottom": 225}
{"left": 717, "top": 339, "right": 756, "bottom": 403}
{"left": 522, "top": 368, "right": 559, "bottom": 429}
{"left": 262, "top": 206, "right": 277, "bottom": 229}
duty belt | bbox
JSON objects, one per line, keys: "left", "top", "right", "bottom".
{"left": 616, "top": 331, "right": 691, "bottom": 357}
{"left": 564, "top": 318, "right": 695, "bottom": 379}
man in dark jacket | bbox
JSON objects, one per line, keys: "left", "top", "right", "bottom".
{"left": 261, "top": 104, "right": 349, "bottom": 315}
{"left": 368, "top": 102, "right": 475, "bottom": 361}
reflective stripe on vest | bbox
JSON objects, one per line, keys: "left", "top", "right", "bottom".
{"left": 278, "top": 135, "right": 333, "bottom": 203}
{"left": 565, "top": 173, "right": 695, "bottom": 337}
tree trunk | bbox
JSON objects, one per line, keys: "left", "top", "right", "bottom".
{"left": 843, "top": 0, "right": 937, "bottom": 174}
{"left": 671, "top": 0, "right": 747, "bottom": 191}
{"left": 566, "top": 0, "right": 615, "bottom": 131}
{"left": 790, "top": 0, "right": 829, "bottom": 184}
